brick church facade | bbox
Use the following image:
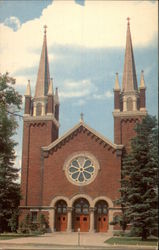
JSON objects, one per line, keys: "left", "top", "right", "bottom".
{"left": 20, "top": 20, "right": 147, "bottom": 233}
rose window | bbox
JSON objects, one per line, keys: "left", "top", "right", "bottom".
{"left": 64, "top": 153, "right": 99, "bottom": 186}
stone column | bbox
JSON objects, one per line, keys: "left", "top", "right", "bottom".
{"left": 123, "top": 96, "right": 127, "bottom": 111}
{"left": 67, "top": 207, "right": 72, "bottom": 232}
{"left": 41, "top": 103, "right": 45, "bottom": 116}
{"left": 108, "top": 209, "right": 114, "bottom": 234}
{"left": 49, "top": 208, "right": 55, "bottom": 232}
{"left": 33, "top": 103, "right": 37, "bottom": 116}
{"left": 89, "top": 208, "right": 95, "bottom": 232}
{"left": 132, "top": 96, "right": 137, "bottom": 111}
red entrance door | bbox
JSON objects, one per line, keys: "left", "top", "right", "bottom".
{"left": 56, "top": 214, "right": 67, "bottom": 232}
{"left": 73, "top": 198, "right": 90, "bottom": 232}
{"left": 74, "top": 214, "right": 90, "bottom": 232}
{"left": 96, "top": 214, "right": 108, "bottom": 232}
{"left": 95, "top": 200, "right": 109, "bottom": 232}
{"left": 55, "top": 200, "right": 67, "bottom": 232}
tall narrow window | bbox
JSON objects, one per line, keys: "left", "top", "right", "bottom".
{"left": 36, "top": 103, "right": 42, "bottom": 116}
{"left": 127, "top": 97, "right": 133, "bottom": 111}
{"left": 31, "top": 211, "right": 37, "bottom": 222}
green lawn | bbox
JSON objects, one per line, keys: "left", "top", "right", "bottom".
{"left": 105, "top": 237, "right": 158, "bottom": 246}
{"left": 0, "top": 233, "right": 40, "bottom": 240}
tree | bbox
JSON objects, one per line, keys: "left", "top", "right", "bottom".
{"left": 116, "top": 115, "right": 158, "bottom": 240}
{"left": 0, "top": 73, "right": 22, "bottom": 232}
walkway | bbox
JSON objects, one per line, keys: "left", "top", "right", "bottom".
{"left": 0, "top": 232, "right": 111, "bottom": 249}
{"left": 0, "top": 232, "right": 157, "bottom": 250}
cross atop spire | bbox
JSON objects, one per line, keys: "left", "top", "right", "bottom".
{"left": 127, "top": 17, "right": 130, "bottom": 26}
{"left": 44, "top": 25, "right": 47, "bottom": 35}
{"left": 80, "top": 112, "right": 84, "bottom": 122}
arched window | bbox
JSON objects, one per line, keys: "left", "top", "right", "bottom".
{"left": 36, "top": 103, "right": 42, "bottom": 116}
{"left": 55, "top": 200, "right": 67, "bottom": 214}
{"left": 95, "top": 200, "right": 108, "bottom": 215}
{"left": 73, "top": 198, "right": 90, "bottom": 215}
{"left": 127, "top": 97, "right": 133, "bottom": 111}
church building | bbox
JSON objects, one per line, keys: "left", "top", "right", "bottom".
{"left": 20, "top": 20, "right": 147, "bottom": 233}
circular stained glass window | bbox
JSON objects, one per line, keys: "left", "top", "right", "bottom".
{"left": 64, "top": 152, "right": 100, "bottom": 186}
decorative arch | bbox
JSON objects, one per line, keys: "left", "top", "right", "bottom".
{"left": 93, "top": 196, "right": 113, "bottom": 208}
{"left": 50, "top": 196, "right": 69, "bottom": 207}
{"left": 69, "top": 193, "right": 93, "bottom": 207}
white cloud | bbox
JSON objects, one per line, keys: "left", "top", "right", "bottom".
{"left": 0, "top": 0, "right": 157, "bottom": 84}
{"left": 92, "top": 90, "right": 113, "bottom": 100}
{"left": 74, "top": 99, "right": 86, "bottom": 106}
{"left": 105, "top": 90, "right": 113, "bottom": 98}
{"left": 4, "top": 16, "right": 21, "bottom": 31}
{"left": 59, "top": 79, "right": 96, "bottom": 99}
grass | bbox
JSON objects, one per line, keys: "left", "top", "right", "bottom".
{"left": 105, "top": 237, "right": 158, "bottom": 246}
{"left": 0, "top": 233, "right": 41, "bottom": 240}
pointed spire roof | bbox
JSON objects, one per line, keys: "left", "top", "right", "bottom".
{"left": 54, "top": 87, "right": 59, "bottom": 104}
{"left": 48, "top": 78, "right": 53, "bottom": 95}
{"left": 34, "top": 25, "right": 50, "bottom": 98}
{"left": 25, "top": 80, "right": 31, "bottom": 96}
{"left": 122, "top": 18, "right": 138, "bottom": 92}
{"left": 139, "top": 70, "right": 146, "bottom": 89}
{"left": 114, "top": 72, "right": 120, "bottom": 90}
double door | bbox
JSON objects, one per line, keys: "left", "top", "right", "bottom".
{"left": 96, "top": 214, "right": 108, "bottom": 232}
{"left": 74, "top": 214, "right": 90, "bottom": 232}
{"left": 56, "top": 214, "right": 67, "bottom": 232}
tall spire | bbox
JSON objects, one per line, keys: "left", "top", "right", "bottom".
{"left": 139, "top": 70, "right": 146, "bottom": 89}
{"left": 114, "top": 72, "right": 120, "bottom": 90}
{"left": 25, "top": 80, "right": 31, "bottom": 96}
{"left": 122, "top": 18, "right": 138, "bottom": 92}
{"left": 34, "top": 25, "right": 50, "bottom": 97}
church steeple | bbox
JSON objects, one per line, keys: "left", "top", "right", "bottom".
{"left": 113, "top": 19, "right": 147, "bottom": 149}
{"left": 122, "top": 18, "right": 138, "bottom": 92}
{"left": 35, "top": 25, "right": 50, "bottom": 98}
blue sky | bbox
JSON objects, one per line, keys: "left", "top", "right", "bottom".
{"left": 0, "top": 0, "right": 158, "bottom": 174}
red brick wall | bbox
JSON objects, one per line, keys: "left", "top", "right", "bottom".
{"left": 114, "top": 91, "right": 120, "bottom": 110}
{"left": 114, "top": 117, "right": 121, "bottom": 144}
{"left": 140, "top": 89, "right": 146, "bottom": 109}
{"left": 41, "top": 130, "right": 122, "bottom": 206}
{"left": 121, "top": 119, "right": 138, "bottom": 151}
{"left": 21, "top": 120, "right": 58, "bottom": 207}
{"left": 114, "top": 116, "right": 144, "bottom": 152}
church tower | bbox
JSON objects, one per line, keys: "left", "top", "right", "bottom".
{"left": 113, "top": 19, "right": 147, "bottom": 151}
{"left": 21, "top": 26, "right": 60, "bottom": 207}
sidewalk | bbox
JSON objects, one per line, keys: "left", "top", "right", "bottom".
{"left": 0, "top": 232, "right": 111, "bottom": 249}
{"left": 0, "top": 232, "right": 157, "bottom": 250}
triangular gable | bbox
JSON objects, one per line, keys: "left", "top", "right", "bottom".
{"left": 42, "top": 121, "right": 123, "bottom": 152}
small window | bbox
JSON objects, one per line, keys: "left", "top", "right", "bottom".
{"left": 83, "top": 217, "right": 87, "bottom": 221}
{"left": 36, "top": 103, "right": 42, "bottom": 116}
{"left": 76, "top": 217, "right": 80, "bottom": 221}
{"left": 31, "top": 211, "right": 37, "bottom": 222}
{"left": 127, "top": 97, "right": 133, "bottom": 111}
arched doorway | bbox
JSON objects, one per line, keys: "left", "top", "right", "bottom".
{"left": 95, "top": 200, "right": 109, "bottom": 232}
{"left": 55, "top": 200, "right": 67, "bottom": 231}
{"left": 72, "top": 198, "right": 90, "bottom": 232}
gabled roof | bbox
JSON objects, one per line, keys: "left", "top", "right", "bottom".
{"left": 42, "top": 121, "right": 123, "bottom": 152}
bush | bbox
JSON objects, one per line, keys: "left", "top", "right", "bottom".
{"left": 19, "top": 213, "right": 48, "bottom": 234}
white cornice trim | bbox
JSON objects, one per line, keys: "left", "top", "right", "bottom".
{"left": 42, "top": 121, "right": 123, "bottom": 151}
{"left": 113, "top": 110, "right": 147, "bottom": 117}
{"left": 23, "top": 115, "right": 60, "bottom": 128}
